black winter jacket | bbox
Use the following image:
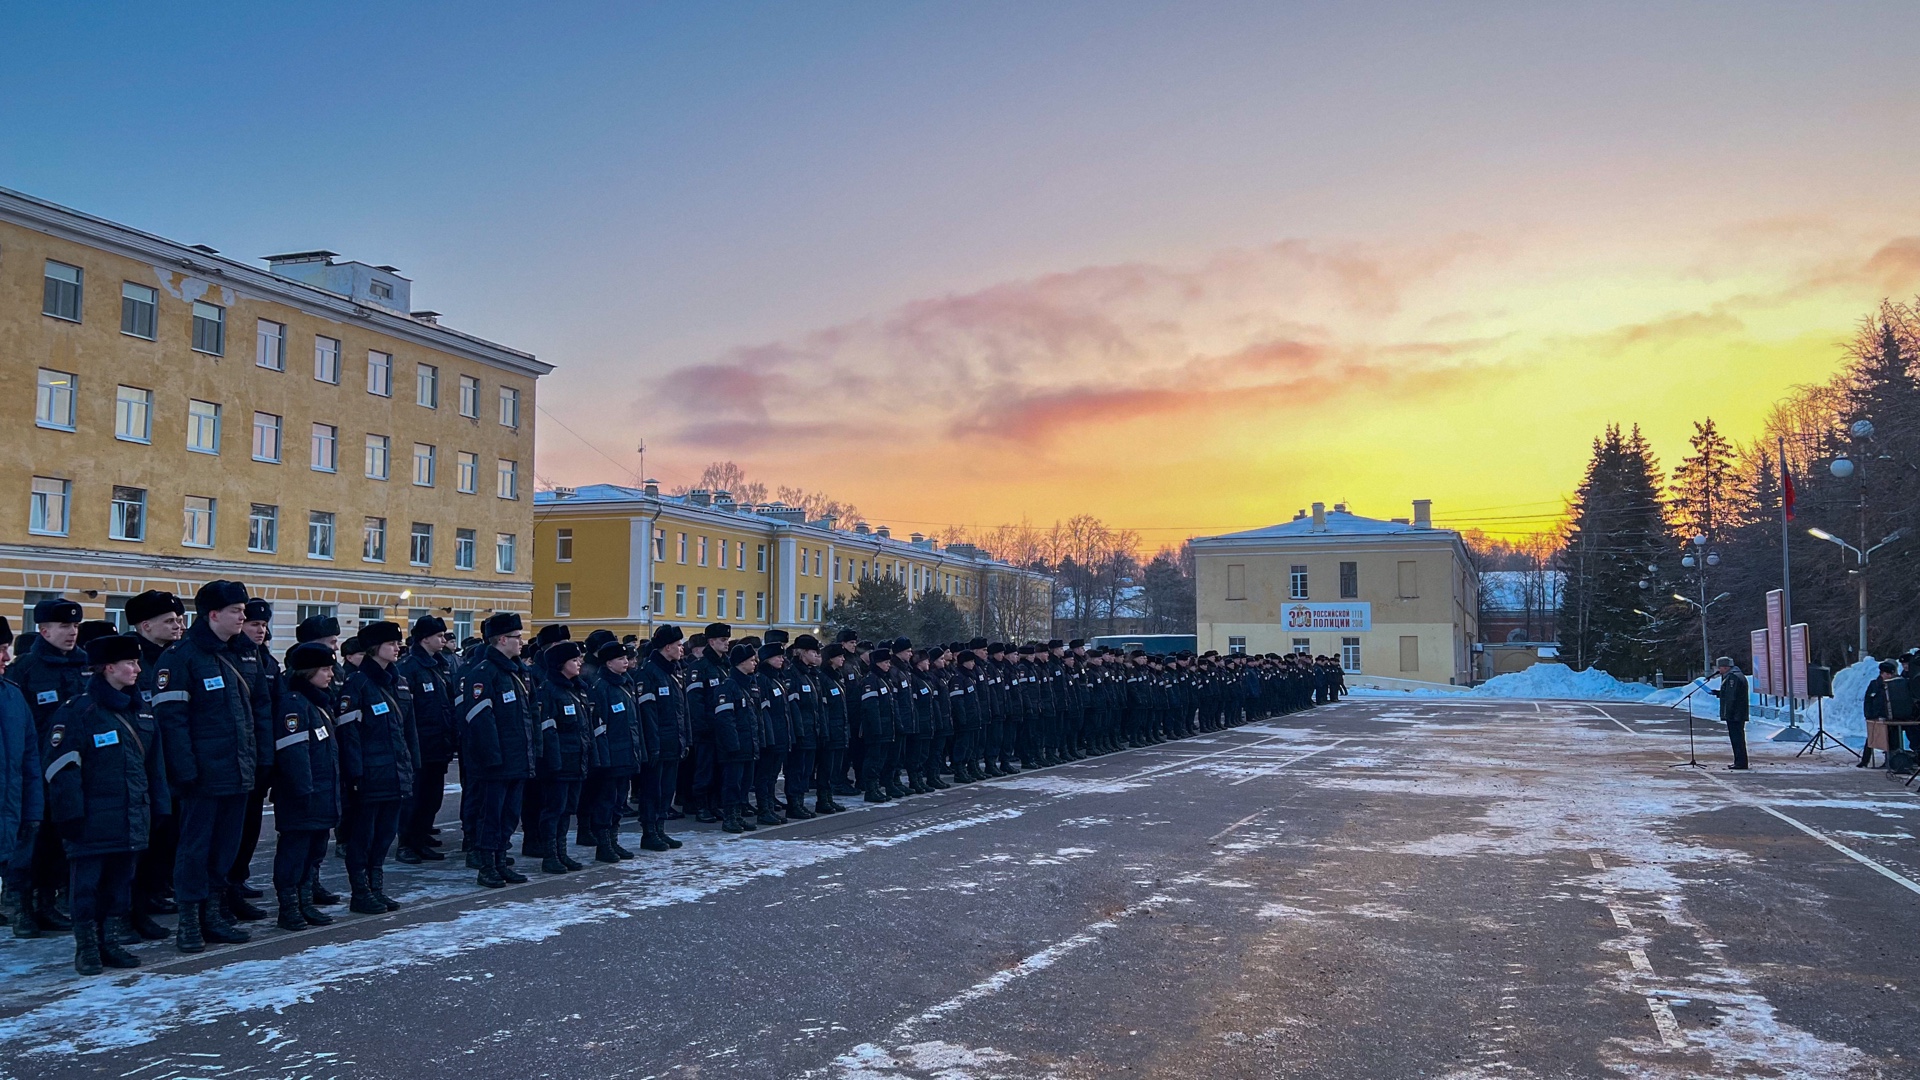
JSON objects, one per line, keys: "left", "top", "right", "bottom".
{"left": 462, "top": 647, "right": 537, "bottom": 781}
{"left": 338, "top": 659, "right": 417, "bottom": 802}
{"left": 152, "top": 621, "right": 274, "bottom": 798}
{"left": 42, "top": 676, "right": 168, "bottom": 857}
{"left": 270, "top": 676, "right": 342, "bottom": 831}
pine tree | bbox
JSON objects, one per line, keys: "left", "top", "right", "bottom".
{"left": 834, "top": 577, "right": 912, "bottom": 640}
{"left": 1558, "top": 425, "right": 1678, "bottom": 677}
{"left": 1670, "top": 419, "right": 1735, "bottom": 542}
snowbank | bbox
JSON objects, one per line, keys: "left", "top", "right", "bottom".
{"left": 1467, "top": 664, "right": 1658, "bottom": 701}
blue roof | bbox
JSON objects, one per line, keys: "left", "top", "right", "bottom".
{"left": 1204, "top": 510, "right": 1428, "bottom": 541}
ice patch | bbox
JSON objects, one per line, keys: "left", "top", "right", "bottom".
{"left": 994, "top": 775, "right": 1145, "bottom": 796}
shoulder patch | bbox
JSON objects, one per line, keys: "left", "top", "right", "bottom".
{"left": 474, "top": 684, "right": 485, "bottom": 698}
{"left": 286, "top": 714, "right": 300, "bottom": 732}
{"left": 49, "top": 725, "right": 63, "bottom": 747}
{"left": 155, "top": 670, "right": 170, "bottom": 690}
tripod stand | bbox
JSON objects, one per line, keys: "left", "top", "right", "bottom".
{"left": 1795, "top": 697, "right": 1852, "bottom": 757}
{"left": 1668, "top": 678, "right": 1710, "bottom": 770}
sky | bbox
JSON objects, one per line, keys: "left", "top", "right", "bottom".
{"left": 5, "top": 2, "right": 1919, "bottom": 546}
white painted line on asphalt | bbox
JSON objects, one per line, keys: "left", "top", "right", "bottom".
{"left": 1627, "top": 948, "right": 1654, "bottom": 973}
{"left": 1645, "top": 997, "right": 1687, "bottom": 1048}
{"left": 1695, "top": 771, "right": 1920, "bottom": 897}
{"left": 1208, "top": 807, "right": 1270, "bottom": 842}
{"left": 1585, "top": 704, "right": 1639, "bottom": 734}
{"left": 1227, "top": 739, "right": 1355, "bottom": 785}
{"left": 1609, "top": 904, "right": 1635, "bottom": 931}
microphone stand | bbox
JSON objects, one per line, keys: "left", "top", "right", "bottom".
{"left": 1668, "top": 678, "right": 1710, "bottom": 770}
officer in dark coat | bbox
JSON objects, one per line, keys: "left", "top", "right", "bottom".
{"left": 782, "top": 635, "right": 823, "bottom": 821}
{"left": 463, "top": 614, "right": 534, "bottom": 888}
{"left": 43, "top": 634, "right": 168, "bottom": 974}
{"left": 684, "top": 623, "right": 733, "bottom": 822}
{"left": 225, "top": 598, "right": 281, "bottom": 923}
{"left": 714, "top": 644, "right": 761, "bottom": 833}
{"left": 637, "top": 624, "right": 688, "bottom": 851}
{"left": 751, "top": 643, "right": 793, "bottom": 826}
{"left": 336, "top": 621, "right": 417, "bottom": 912}
{"left": 857, "top": 650, "right": 898, "bottom": 803}
{"left": 396, "top": 616, "right": 457, "bottom": 864}
{"left": 0, "top": 617, "right": 45, "bottom": 941}
{"left": 1709, "top": 657, "right": 1751, "bottom": 770}
{"left": 7, "top": 596, "right": 87, "bottom": 934}
{"left": 585, "top": 639, "right": 643, "bottom": 862}
{"left": 123, "top": 591, "right": 185, "bottom": 933}
{"left": 153, "top": 581, "right": 272, "bottom": 953}
{"left": 812, "top": 644, "right": 852, "bottom": 814}
{"left": 534, "top": 642, "right": 592, "bottom": 873}
{"left": 270, "top": 642, "right": 341, "bottom": 931}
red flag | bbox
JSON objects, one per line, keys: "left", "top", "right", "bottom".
{"left": 1783, "top": 462, "right": 1796, "bottom": 520}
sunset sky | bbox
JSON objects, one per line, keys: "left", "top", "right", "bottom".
{"left": 6, "top": 3, "right": 1919, "bottom": 545}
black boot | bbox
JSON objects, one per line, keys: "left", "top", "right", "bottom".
{"left": 497, "top": 851, "right": 529, "bottom": 885}
{"left": 128, "top": 909, "right": 170, "bottom": 941}
{"left": 738, "top": 806, "right": 758, "bottom": 831}
{"left": 864, "top": 781, "right": 888, "bottom": 804}
{"left": 607, "top": 826, "right": 634, "bottom": 859}
{"left": 103, "top": 915, "right": 140, "bottom": 945}
{"left": 348, "top": 869, "right": 385, "bottom": 915}
{"left": 276, "top": 888, "right": 309, "bottom": 931}
{"left": 640, "top": 825, "right": 670, "bottom": 852}
{"left": 72, "top": 918, "right": 103, "bottom": 976}
{"left": 202, "top": 897, "right": 251, "bottom": 944}
{"left": 298, "top": 883, "right": 334, "bottom": 925}
{"left": 557, "top": 843, "right": 584, "bottom": 871}
{"left": 594, "top": 832, "right": 621, "bottom": 863}
{"left": 395, "top": 845, "right": 423, "bottom": 864}
{"left": 466, "top": 848, "right": 485, "bottom": 870}
{"left": 476, "top": 852, "right": 507, "bottom": 889}
{"left": 235, "top": 879, "right": 263, "bottom": 899}
{"left": 815, "top": 797, "right": 838, "bottom": 815}
{"left": 227, "top": 886, "right": 268, "bottom": 922}
{"left": 786, "top": 800, "right": 816, "bottom": 820}
{"left": 98, "top": 921, "right": 140, "bottom": 969}
{"left": 756, "top": 806, "right": 784, "bottom": 827}
{"left": 175, "top": 900, "right": 205, "bottom": 953}
{"left": 721, "top": 808, "right": 747, "bottom": 834}
{"left": 661, "top": 827, "right": 682, "bottom": 849}
{"left": 368, "top": 868, "right": 400, "bottom": 911}
{"left": 34, "top": 888, "right": 72, "bottom": 932}
{"left": 696, "top": 807, "right": 720, "bottom": 824}
{"left": 308, "top": 878, "right": 342, "bottom": 906}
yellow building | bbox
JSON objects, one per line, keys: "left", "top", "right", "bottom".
{"left": 531, "top": 484, "right": 1052, "bottom": 639}
{"left": 0, "top": 187, "right": 551, "bottom": 643}
{"left": 1191, "top": 500, "right": 1479, "bottom": 686}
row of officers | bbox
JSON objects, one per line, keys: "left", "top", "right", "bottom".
{"left": 0, "top": 579, "right": 1345, "bottom": 976}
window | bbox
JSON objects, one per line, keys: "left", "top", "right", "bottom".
{"left": 811, "top": 594, "right": 822, "bottom": 621}
{"left": 756, "top": 592, "right": 767, "bottom": 621}
{"left": 1292, "top": 638, "right": 1311, "bottom": 655}
{"left": 187, "top": 400, "right": 221, "bottom": 454}
{"left": 1342, "top": 637, "right": 1362, "bottom": 674}
{"left": 110, "top": 486, "right": 147, "bottom": 541}
{"left": 1289, "top": 565, "right": 1309, "bottom": 600}
{"left": 458, "top": 375, "right": 480, "bottom": 418}
{"left": 496, "top": 459, "right": 518, "bottom": 499}
{"left": 833, "top": 556, "right": 841, "bottom": 582}
{"left": 1340, "top": 561, "right": 1359, "bottom": 599}
{"left": 653, "top": 528, "right": 666, "bottom": 561}
{"left": 813, "top": 551, "right": 821, "bottom": 576}
{"left": 554, "top": 583, "right": 572, "bottom": 618}
{"left": 674, "top": 584, "right": 687, "bottom": 616}
{"left": 409, "top": 522, "right": 433, "bottom": 566}
{"left": 455, "top": 528, "right": 476, "bottom": 570}
{"left": 797, "top": 547, "right": 806, "bottom": 576}
{"left": 121, "top": 282, "right": 157, "bottom": 339}
{"left": 367, "top": 351, "right": 392, "bottom": 396}
{"left": 115, "top": 386, "right": 152, "bottom": 443}
{"left": 293, "top": 604, "right": 336, "bottom": 629}
{"left": 29, "top": 477, "right": 70, "bottom": 536}
{"left": 308, "top": 511, "right": 335, "bottom": 559}
{"left": 1397, "top": 561, "right": 1419, "bottom": 599}
{"left": 554, "top": 528, "right": 573, "bottom": 562}
{"left": 105, "top": 596, "right": 133, "bottom": 633}
{"left": 191, "top": 301, "right": 224, "bottom": 355}
{"left": 35, "top": 369, "right": 76, "bottom": 430}
{"left": 314, "top": 336, "right": 341, "bottom": 383}
{"left": 1226, "top": 564, "right": 1247, "bottom": 601}
{"left": 695, "top": 587, "right": 707, "bottom": 617}
{"left": 43, "top": 261, "right": 81, "bottom": 321}
{"left": 256, "top": 319, "right": 286, "bottom": 371}
{"left": 495, "top": 533, "right": 517, "bottom": 573}
{"left": 365, "top": 434, "right": 390, "bottom": 480}
{"left": 370, "top": 280, "right": 393, "bottom": 301}
{"left": 677, "top": 533, "right": 687, "bottom": 563}
{"left": 248, "top": 504, "right": 277, "bottom": 553}
{"left": 252, "top": 412, "right": 282, "bottom": 462}
{"left": 1399, "top": 636, "right": 1420, "bottom": 672}
{"left": 756, "top": 544, "right": 767, "bottom": 572}
{"left": 499, "top": 386, "right": 520, "bottom": 428}
{"left": 698, "top": 536, "right": 709, "bottom": 566}
{"left": 715, "top": 589, "right": 728, "bottom": 618}
{"left": 183, "top": 496, "right": 216, "bottom": 548}
{"left": 362, "top": 517, "right": 387, "bottom": 562}
{"left": 740, "top": 544, "right": 749, "bottom": 570}
{"left": 416, "top": 363, "right": 438, "bottom": 408}
{"left": 311, "top": 423, "right": 338, "bottom": 472}
{"left": 717, "top": 539, "right": 729, "bottom": 568}
{"left": 359, "top": 606, "right": 384, "bottom": 624}
{"left": 1228, "top": 636, "right": 1247, "bottom": 655}
{"left": 651, "top": 581, "right": 665, "bottom": 614}
{"left": 734, "top": 591, "right": 745, "bottom": 620}
{"left": 456, "top": 451, "right": 478, "bottom": 493}
{"left": 412, "top": 443, "right": 436, "bottom": 486}
{"left": 452, "top": 610, "right": 474, "bottom": 641}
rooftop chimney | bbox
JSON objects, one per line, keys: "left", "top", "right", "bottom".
{"left": 1311, "top": 502, "right": 1327, "bottom": 531}
{"left": 714, "top": 490, "right": 735, "bottom": 510}
{"left": 687, "top": 489, "right": 712, "bottom": 508}
{"left": 1412, "top": 499, "right": 1432, "bottom": 528}
{"left": 853, "top": 521, "right": 872, "bottom": 535}
{"left": 642, "top": 478, "right": 660, "bottom": 497}
{"left": 553, "top": 486, "right": 576, "bottom": 500}
{"left": 875, "top": 525, "right": 892, "bottom": 539}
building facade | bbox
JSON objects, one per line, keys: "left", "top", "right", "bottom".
{"left": 1191, "top": 500, "right": 1479, "bottom": 686}
{"left": 0, "top": 187, "right": 550, "bottom": 644}
{"left": 531, "top": 484, "right": 1052, "bottom": 640}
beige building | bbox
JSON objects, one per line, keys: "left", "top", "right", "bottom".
{"left": 531, "top": 484, "right": 1053, "bottom": 641}
{"left": 1191, "top": 500, "right": 1478, "bottom": 685}
{"left": 0, "top": 187, "right": 551, "bottom": 643}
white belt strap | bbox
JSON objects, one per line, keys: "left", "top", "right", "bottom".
{"left": 335, "top": 709, "right": 362, "bottom": 727}
{"left": 43, "top": 751, "right": 79, "bottom": 781}
{"left": 274, "top": 730, "right": 310, "bottom": 750}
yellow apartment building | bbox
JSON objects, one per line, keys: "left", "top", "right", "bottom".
{"left": 531, "top": 484, "right": 1052, "bottom": 640}
{"left": 1191, "top": 500, "right": 1479, "bottom": 686}
{"left": 0, "top": 187, "right": 551, "bottom": 643}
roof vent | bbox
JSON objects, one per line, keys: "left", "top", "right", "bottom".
{"left": 411, "top": 310, "right": 441, "bottom": 324}
{"left": 687, "top": 489, "right": 712, "bottom": 508}
{"left": 1293, "top": 509, "right": 1307, "bottom": 520}
{"left": 190, "top": 244, "right": 220, "bottom": 255}
{"left": 1391, "top": 517, "right": 1410, "bottom": 525}
{"left": 875, "top": 526, "right": 892, "bottom": 539}
{"left": 714, "top": 490, "right": 735, "bottom": 509}
{"left": 1311, "top": 502, "right": 1327, "bottom": 531}
{"left": 553, "top": 486, "right": 576, "bottom": 500}
{"left": 1412, "top": 499, "right": 1432, "bottom": 528}
{"left": 1332, "top": 503, "right": 1347, "bottom": 513}
{"left": 642, "top": 478, "right": 660, "bottom": 497}
{"left": 853, "top": 521, "right": 872, "bottom": 535}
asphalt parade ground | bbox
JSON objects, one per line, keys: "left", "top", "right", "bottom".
{"left": 3, "top": 698, "right": 1917, "bottom": 1079}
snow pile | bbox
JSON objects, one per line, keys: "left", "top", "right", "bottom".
{"left": 1819, "top": 657, "right": 1879, "bottom": 741}
{"left": 1467, "top": 663, "right": 1658, "bottom": 701}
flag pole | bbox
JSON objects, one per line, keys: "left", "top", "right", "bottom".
{"left": 1776, "top": 436, "right": 1807, "bottom": 740}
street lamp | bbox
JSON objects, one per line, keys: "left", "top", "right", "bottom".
{"left": 1672, "top": 590, "right": 1731, "bottom": 677}
{"left": 1808, "top": 526, "right": 1905, "bottom": 657}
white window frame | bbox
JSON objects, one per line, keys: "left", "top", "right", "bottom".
{"left": 252, "top": 412, "right": 282, "bottom": 463}
{"left": 1289, "top": 565, "right": 1309, "bottom": 600}
{"left": 363, "top": 517, "right": 387, "bottom": 563}
{"left": 456, "top": 451, "right": 479, "bottom": 494}
{"left": 1341, "top": 637, "right": 1362, "bottom": 674}
{"left": 651, "top": 581, "right": 665, "bottom": 614}
{"left": 498, "top": 386, "right": 520, "bottom": 428}
{"left": 182, "top": 495, "right": 216, "bottom": 548}
{"left": 496, "top": 459, "right": 518, "bottom": 500}
{"left": 35, "top": 369, "right": 76, "bottom": 431}
{"left": 553, "top": 583, "right": 572, "bottom": 618}
{"left": 674, "top": 584, "right": 686, "bottom": 616}
{"left": 29, "top": 477, "right": 70, "bottom": 536}
{"left": 187, "top": 400, "right": 222, "bottom": 455}
{"left": 409, "top": 522, "right": 433, "bottom": 567}
{"left": 191, "top": 301, "right": 225, "bottom": 355}
{"left": 311, "top": 423, "right": 338, "bottom": 472}
{"left": 314, "top": 336, "right": 341, "bottom": 384}
{"left": 248, "top": 503, "right": 278, "bottom": 554}
{"left": 554, "top": 528, "right": 573, "bottom": 562}
{"left": 256, "top": 319, "right": 286, "bottom": 371}
{"left": 367, "top": 351, "right": 393, "bottom": 397}
{"left": 43, "top": 261, "right": 82, "bottom": 322}
{"left": 412, "top": 443, "right": 436, "bottom": 487}
{"left": 120, "top": 282, "right": 157, "bottom": 340}
{"left": 109, "top": 485, "right": 147, "bottom": 542}
{"left": 115, "top": 385, "right": 152, "bottom": 443}
{"left": 495, "top": 532, "right": 517, "bottom": 574}
{"left": 458, "top": 374, "right": 480, "bottom": 418}
{"left": 365, "top": 434, "right": 391, "bottom": 481}
{"left": 454, "top": 528, "right": 476, "bottom": 571}
{"left": 308, "top": 511, "right": 335, "bottom": 560}
{"left": 416, "top": 362, "right": 439, "bottom": 408}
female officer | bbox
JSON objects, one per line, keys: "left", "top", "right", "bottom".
{"left": 336, "top": 621, "right": 416, "bottom": 914}
{"left": 535, "top": 641, "right": 592, "bottom": 874}
{"left": 271, "top": 642, "right": 341, "bottom": 930}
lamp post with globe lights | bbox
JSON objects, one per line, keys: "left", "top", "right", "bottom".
{"left": 1675, "top": 534, "right": 1726, "bottom": 679}
{"left": 1819, "top": 418, "right": 1897, "bottom": 659}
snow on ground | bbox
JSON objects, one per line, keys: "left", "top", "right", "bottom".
{"left": 1353, "top": 663, "right": 1656, "bottom": 702}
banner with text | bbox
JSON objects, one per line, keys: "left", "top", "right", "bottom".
{"left": 1750, "top": 629, "right": 1772, "bottom": 695}
{"left": 1282, "top": 603, "right": 1373, "bottom": 632}
{"left": 1765, "top": 589, "right": 1786, "bottom": 696}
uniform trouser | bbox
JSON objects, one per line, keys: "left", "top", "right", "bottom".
{"left": 720, "top": 760, "right": 750, "bottom": 810}
{"left": 229, "top": 784, "right": 268, "bottom": 888}
{"left": 28, "top": 821, "right": 67, "bottom": 892}
{"left": 640, "top": 759, "right": 678, "bottom": 828}
{"left": 1018, "top": 719, "right": 1039, "bottom": 763}
{"left": 859, "top": 740, "right": 890, "bottom": 788}
{"left": 537, "top": 779, "right": 583, "bottom": 854}
{"left": 999, "top": 721, "right": 1020, "bottom": 766}
{"left": 174, "top": 794, "right": 247, "bottom": 904}
{"left": 459, "top": 766, "right": 481, "bottom": 847}
{"left": 815, "top": 748, "right": 844, "bottom": 799}
{"left": 691, "top": 741, "right": 720, "bottom": 813}
{"left": 340, "top": 798, "right": 402, "bottom": 879}
{"left": 848, "top": 733, "right": 867, "bottom": 785}
{"left": 984, "top": 721, "right": 1004, "bottom": 766}
{"left": 135, "top": 812, "right": 176, "bottom": 904}
{"left": 402, "top": 758, "right": 451, "bottom": 848}
{"left": 1727, "top": 720, "right": 1750, "bottom": 769}
{"left": 584, "top": 770, "right": 631, "bottom": 838}
{"left": 754, "top": 748, "right": 785, "bottom": 811}
{"left": 69, "top": 851, "right": 137, "bottom": 923}
{"left": 472, "top": 778, "right": 523, "bottom": 852}
{"left": 883, "top": 740, "right": 903, "bottom": 788}
{"left": 272, "top": 830, "right": 330, "bottom": 891}
{"left": 900, "top": 734, "right": 926, "bottom": 783}
{"left": 784, "top": 747, "right": 815, "bottom": 808}
{"left": 518, "top": 778, "right": 545, "bottom": 852}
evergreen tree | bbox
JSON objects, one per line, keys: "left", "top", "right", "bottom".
{"left": 1558, "top": 424, "right": 1678, "bottom": 677}
{"left": 834, "top": 577, "right": 912, "bottom": 640}
{"left": 909, "top": 588, "right": 970, "bottom": 645}
{"left": 1670, "top": 418, "right": 1735, "bottom": 542}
